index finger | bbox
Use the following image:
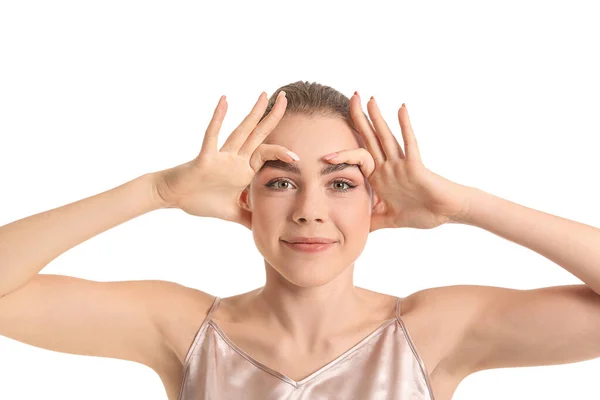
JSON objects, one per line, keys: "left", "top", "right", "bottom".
{"left": 219, "top": 92, "right": 269, "bottom": 153}
{"left": 349, "top": 93, "right": 386, "bottom": 165}
{"left": 238, "top": 91, "right": 288, "bottom": 158}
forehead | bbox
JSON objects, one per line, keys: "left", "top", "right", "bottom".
{"left": 263, "top": 113, "right": 362, "bottom": 152}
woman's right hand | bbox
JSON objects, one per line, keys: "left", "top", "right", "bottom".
{"left": 151, "top": 90, "right": 297, "bottom": 230}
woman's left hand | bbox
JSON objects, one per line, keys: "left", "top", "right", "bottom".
{"left": 322, "top": 93, "right": 474, "bottom": 232}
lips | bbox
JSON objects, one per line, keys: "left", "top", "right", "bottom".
{"left": 283, "top": 237, "right": 337, "bottom": 244}
{"left": 282, "top": 240, "right": 336, "bottom": 253}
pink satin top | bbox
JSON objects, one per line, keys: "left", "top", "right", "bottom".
{"left": 177, "top": 296, "right": 435, "bottom": 400}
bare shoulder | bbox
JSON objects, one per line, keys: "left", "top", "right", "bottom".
{"left": 152, "top": 281, "right": 218, "bottom": 366}
{"left": 142, "top": 281, "right": 217, "bottom": 399}
{"left": 400, "top": 284, "right": 495, "bottom": 379}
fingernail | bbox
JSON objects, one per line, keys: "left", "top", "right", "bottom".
{"left": 323, "top": 152, "right": 338, "bottom": 160}
{"left": 286, "top": 150, "right": 300, "bottom": 161}
{"left": 278, "top": 90, "right": 287, "bottom": 99}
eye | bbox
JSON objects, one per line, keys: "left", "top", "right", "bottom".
{"left": 265, "top": 178, "right": 358, "bottom": 193}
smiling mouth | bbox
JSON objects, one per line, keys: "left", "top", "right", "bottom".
{"left": 281, "top": 240, "right": 336, "bottom": 253}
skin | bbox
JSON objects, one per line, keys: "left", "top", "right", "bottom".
{"left": 4, "top": 91, "right": 600, "bottom": 399}
{"left": 235, "top": 112, "right": 385, "bottom": 353}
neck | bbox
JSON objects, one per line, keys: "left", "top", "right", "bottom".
{"left": 248, "top": 262, "right": 372, "bottom": 352}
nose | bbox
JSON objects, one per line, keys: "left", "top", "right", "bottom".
{"left": 291, "top": 185, "right": 328, "bottom": 224}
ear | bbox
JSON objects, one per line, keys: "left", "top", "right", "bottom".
{"left": 371, "top": 191, "right": 384, "bottom": 213}
{"left": 238, "top": 185, "right": 252, "bottom": 212}
{"left": 235, "top": 186, "right": 254, "bottom": 231}
{"left": 366, "top": 182, "right": 380, "bottom": 210}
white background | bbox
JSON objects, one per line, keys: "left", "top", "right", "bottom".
{"left": 1, "top": 1, "right": 599, "bottom": 399}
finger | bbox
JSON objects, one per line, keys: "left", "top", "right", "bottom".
{"left": 366, "top": 97, "right": 404, "bottom": 160}
{"left": 220, "top": 92, "right": 269, "bottom": 153}
{"left": 248, "top": 143, "right": 299, "bottom": 173}
{"left": 321, "top": 148, "right": 376, "bottom": 179}
{"left": 200, "top": 95, "right": 228, "bottom": 155}
{"left": 349, "top": 93, "right": 386, "bottom": 165}
{"left": 238, "top": 91, "right": 288, "bottom": 158}
{"left": 397, "top": 104, "right": 422, "bottom": 163}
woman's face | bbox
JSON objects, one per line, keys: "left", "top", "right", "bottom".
{"left": 240, "top": 113, "right": 376, "bottom": 287}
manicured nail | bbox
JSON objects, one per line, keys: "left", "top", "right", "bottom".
{"left": 323, "top": 152, "right": 338, "bottom": 160}
{"left": 286, "top": 150, "right": 300, "bottom": 161}
{"left": 278, "top": 90, "right": 287, "bottom": 99}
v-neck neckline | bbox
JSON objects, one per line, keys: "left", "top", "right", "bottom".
{"left": 208, "top": 317, "right": 399, "bottom": 387}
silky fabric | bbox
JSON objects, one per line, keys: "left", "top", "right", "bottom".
{"left": 178, "top": 296, "right": 435, "bottom": 400}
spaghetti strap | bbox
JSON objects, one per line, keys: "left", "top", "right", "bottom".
{"left": 182, "top": 296, "right": 221, "bottom": 368}
{"left": 205, "top": 296, "right": 221, "bottom": 322}
{"left": 395, "top": 297, "right": 403, "bottom": 319}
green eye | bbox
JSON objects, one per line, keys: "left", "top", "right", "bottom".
{"left": 266, "top": 178, "right": 357, "bottom": 193}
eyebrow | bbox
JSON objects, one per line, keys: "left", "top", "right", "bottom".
{"left": 258, "top": 159, "right": 360, "bottom": 176}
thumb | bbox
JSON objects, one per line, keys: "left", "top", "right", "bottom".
{"left": 322, "top": 148, "right": 375, "bottom": 178}
{"left": 249, "top": 144, "right": 299, "bottom": 172}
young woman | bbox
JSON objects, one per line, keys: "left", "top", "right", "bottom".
{"left": 1, "top": 81, "right": 599, "bottom": 400}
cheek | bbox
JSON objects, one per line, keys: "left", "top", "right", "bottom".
{"left": 250, "top": 208, "right": 284, "bottom": 233}
{"left": 337, "top": 193, "right": 372, "bottom": 213}
{"left": 334, "top": 204, "right": 371, "bottom": 230}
